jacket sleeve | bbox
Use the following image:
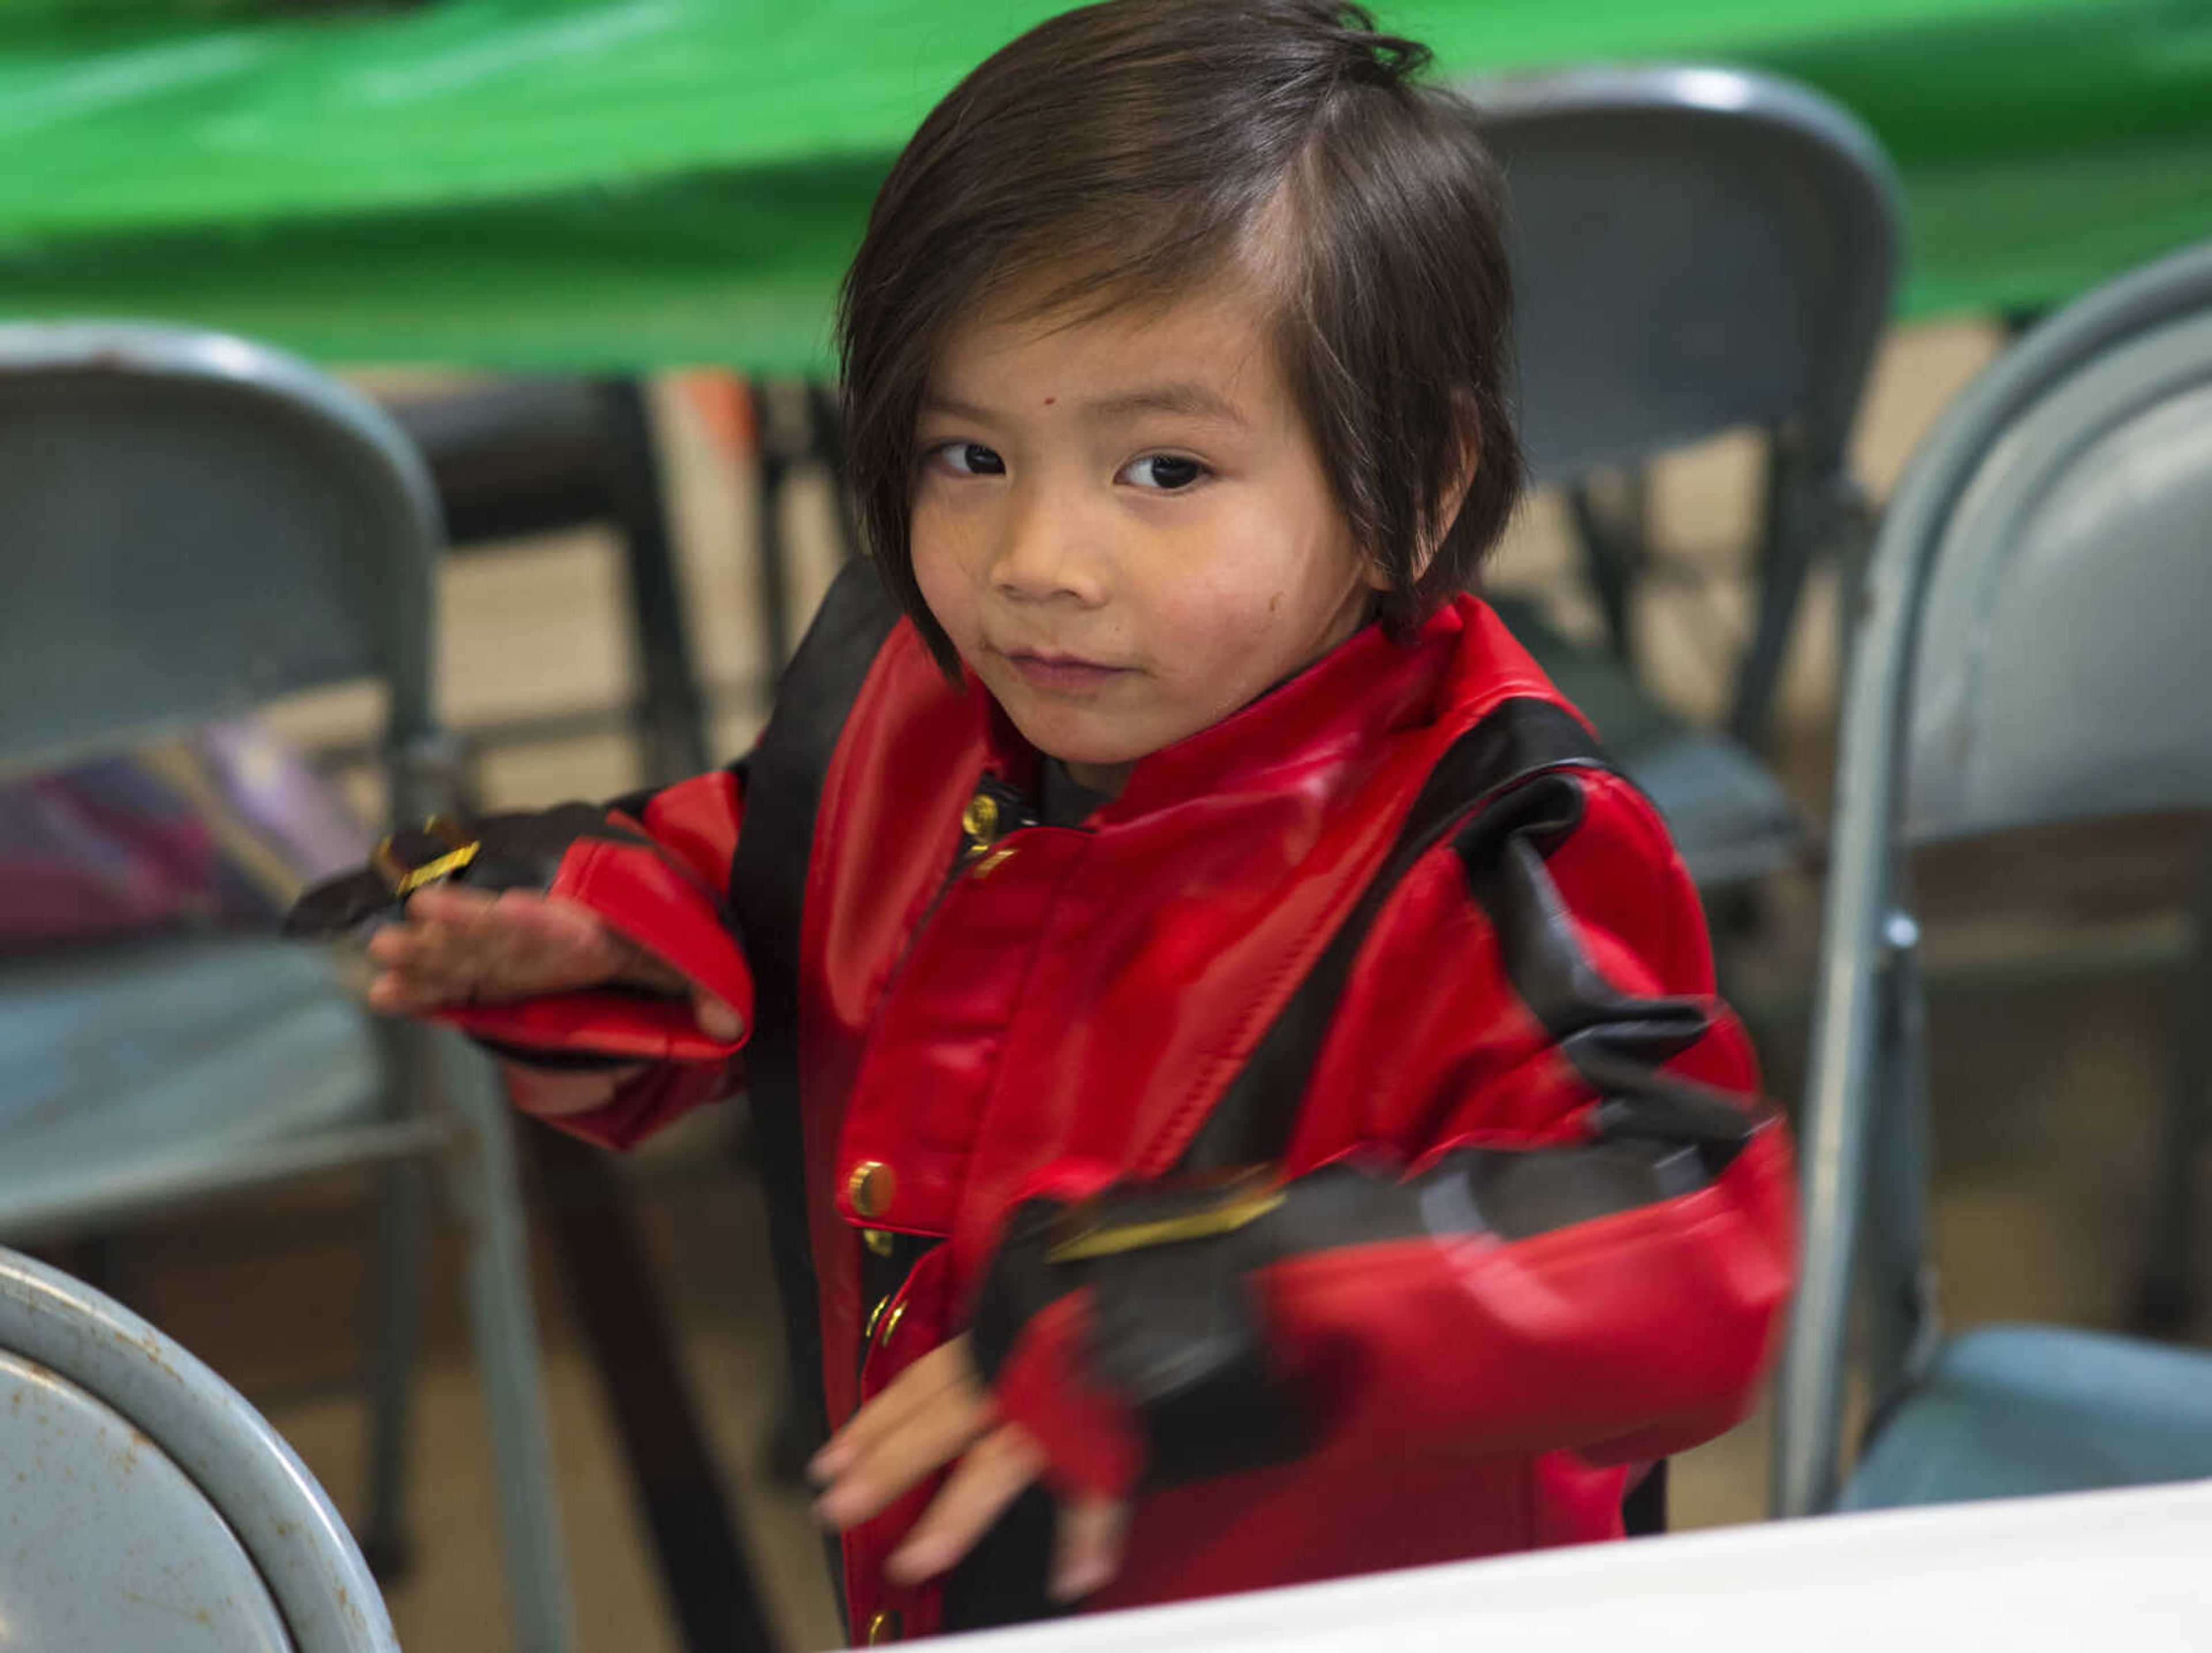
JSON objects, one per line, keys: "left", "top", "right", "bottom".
{"left": 468, "top": 767, "right": 753, "bottom": 1150}
{"left": 969, "top": 767, "right": 1796, "bottom": 1500}
{"left": 273, "top": 765, "right": 752, "bottom": 1150}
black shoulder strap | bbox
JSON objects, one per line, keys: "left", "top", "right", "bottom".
{"left": 1177, "top": 696, "right": 1604, "bottom": 1171}
{"left": 729, "top": 557, "right": 905, "bottom": 1455}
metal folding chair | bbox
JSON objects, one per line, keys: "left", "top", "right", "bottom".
{"left": 0, "top": 323, "right": 573, "bottom": 1650}
{"left": 1474, "top": 65, "right": 1900, "bottom": 886}
{"left": 1772, "top": 240, "right": 2212, "bottom": 1519}
{"left": 0, "top": 1244, "right": 400, "bottom": 1651}
{"left": 385, "top": 377, "right": 713, "bottom": 784}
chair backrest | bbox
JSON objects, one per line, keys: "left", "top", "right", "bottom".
{"left": 1771, "top": 238, "right": 2212, "bottom": 1519}
{"left": 0, "top": 323, "right": 442, "bottom": 778}
{"left": 1902, "top": 275, "right": 2212, "bottom": 840}
{"left": 1472, "top": 65, "right": 1899, "bottom": 486}
{"left": 0, "top": 1245, "right": 400, "bottom": 1652}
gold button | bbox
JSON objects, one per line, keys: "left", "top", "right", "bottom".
{"left": 879, "top": 1299, "right": 907, "bottom": 1345}
{"left": 969, "top": 844, "right": 1016, "bottom": 880}
{"left": 865, "top": 1608, "right": 903, "bottom": 1644}
{"left": 961, "top": 793, "right": 1001, "bottom": 843}
{"left": 861, "top": 1227, "right": 894, "bottom": 1257}
{"left": 848, "top": 1160, "right": 896, "bottom": 1219}
{"left": 865, "top": 1294, "right": 891, "bottom": 1340}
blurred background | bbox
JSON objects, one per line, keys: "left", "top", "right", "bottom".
{"left": 2, "top": 3, "right": 2211, "bottom": 1651}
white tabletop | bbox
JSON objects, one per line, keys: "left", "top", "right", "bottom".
{"left": 948, "top": 1480, "right": 2212, "bottom": 1651}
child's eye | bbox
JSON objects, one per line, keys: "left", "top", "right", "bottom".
{"left": 1119, "top": 454, "right": 1207, "bottom": 492}
{"left": 928, "top": 441, "right": 1006, "bottom": 477}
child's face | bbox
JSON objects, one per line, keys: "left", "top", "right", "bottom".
{"left": 911, "top": 273, "right": 1384, "bottom": 797}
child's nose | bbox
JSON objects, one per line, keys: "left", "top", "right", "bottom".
{"left": 989, "top": 487, "right": 1108, "bottom": 606}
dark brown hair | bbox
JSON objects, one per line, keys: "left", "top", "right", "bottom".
{"left": 836, "top": 0, "right": 1522, "bottom": 668}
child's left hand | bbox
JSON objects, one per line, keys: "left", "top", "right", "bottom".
{"left": 808, "top": 1335, "right": 1128, "bottom": 1601}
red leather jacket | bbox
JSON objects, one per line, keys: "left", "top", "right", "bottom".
{"left": 442, "top": 563, "right": 1794, "bottom": 1642}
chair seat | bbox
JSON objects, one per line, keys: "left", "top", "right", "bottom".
{"left": 1490, "top": 598, "right": 1804, "bottom": 886}
{"left": 0, "top": 932, "right": 385, "bottom": 1227}
{"left": 0, "top": 1347, "right": 294, "bottom": 1651}
{"left": 1842, "top": 1324, "right": 2212, "bottom": 1511}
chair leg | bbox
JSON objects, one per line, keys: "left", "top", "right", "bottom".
{"left": 531, "top": 1126, "right": 781, "bottom": 1653}
{"left": 598, "top": 378, "right": 713, "bottom": 786}
{"left": 429, "top": 1029, "right": 578, "bottom": 1653}
{"left": 1566, "top": 467, "right": 1648, "bottom": 668}
{"left": 806, "top": 380, "right": 861, "bottom": 566}
{"left": 361, "top": 1158, "right": 427, "bottom": 1580}
{"left": 1863, "top": 914, "right": 1940, "bottom": 1405}
{"left": 755, "top": 441, "right": 794, "bottom": 683}
{"left": 752, "top": 379, "right": 828, "bottom": 682}
{"left": 1729, "top": 435, "right": 1812, "bottom": 750}
{"left": 2134, "top": 827, "right": 2212, "bottom": 1334}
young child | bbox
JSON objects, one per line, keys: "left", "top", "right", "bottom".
{"left": 324, "top": 1, "right": 1794, "bottom": 1639}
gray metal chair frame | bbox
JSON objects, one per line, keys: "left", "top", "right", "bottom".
{"left": 1772, "top": 240, "right": 2212, "bottom": 1518}
{"left": 0, "top": 1244, "right": 401, "bottom": 1651}
{"left": 1476, "top": 63, "right": 1900, "bottom": 746}
{"left": 0, "top": 323, "right": 573, "bottom": 1649}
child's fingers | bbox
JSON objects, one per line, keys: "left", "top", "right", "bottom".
{"left": 884, "top": 1424, "right": 1046, "bottom": 1584}
{"left": 811, "top": 1383, "right": 982, "bottom": 1525}
{"left": 364, "top": 923, "right": 417, "bottom": 967}
{"left": 366, "top": 969, "right": 442, "bottom": 1015}
{"left": 813, "top": 1395, "right": 987, "bottom": 1530}
{"left": 388, "top": 889, "right": 623, "bottom": 1002}
{"left": 402, "top": 883, "right": 495, "bottom": 927}
{"left": 400, "top": 922, "right": 493, "bottom": 1003}
{"left": 506, "top": 1062, "right": 642, "bottom": 1120}
{"left": 400, "top": 886, "right": 505, "bottom": 988}
{"left": 810, "top": 1340, "right": 974, "bottom": 1481}
{"left": 368, "top": 887, "right": 494, "bottom": 998}
{"left": 367, "top": 965, "right": 475, "bottom": 1013}
{"left": 612, "top": 934, "right": 689, "bottom": 994}
{"left": 694, "top": 991, "right": 745, "bottom": 1041}
{"left": 365, "top": 926, "right": 483, "bottom": 996}
{"left": 363, "top": 908, "right": 479, "bottom": 1009}
{"left": 813, "top": 1356, "right": 993, "bottom": 1528}
{"left": 1050, "top": 1496, "right": 1130, "bottom": 1601}
{"left": 366, "top": 884, "right": 691, "bottom": 1011}
{"left": 482, "top": 892, "right": 647, "bottom": 995}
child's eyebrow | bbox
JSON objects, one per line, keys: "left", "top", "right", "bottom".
{"left": 919, "top": 395, "right": 1002, "bottom": 425}
{"left": 919, "top": 384, "right": 1252, "bottom": 431}
{"left": 1084, "top": 382, "right": 1252, "bottom": 430}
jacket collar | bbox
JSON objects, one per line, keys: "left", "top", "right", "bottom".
{"left": 971, "top": 597, "right": 1498, "bottom": 823}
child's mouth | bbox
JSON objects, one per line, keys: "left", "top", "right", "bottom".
{"left": 1002, "top": 650, "right": 1130, "bottom": 694}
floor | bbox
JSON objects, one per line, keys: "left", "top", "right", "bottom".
{"left": 63, "top": 317, "right": 2212, "bottom": 1650}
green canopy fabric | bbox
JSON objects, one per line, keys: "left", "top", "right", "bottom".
{"left": 2, "top": 0, "right": 2208, "bottom": 370}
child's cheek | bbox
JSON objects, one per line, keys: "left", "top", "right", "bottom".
{"left": 909, "top": 518, "right": 969, "bottom": 638}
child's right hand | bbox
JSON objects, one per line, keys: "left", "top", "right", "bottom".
{"left": 364, "top": 882, "right": 744, "bottom": 1040}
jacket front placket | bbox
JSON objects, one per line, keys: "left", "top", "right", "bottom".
{"left": 831, "top": 781, "right": 1094, "bottom": 1637}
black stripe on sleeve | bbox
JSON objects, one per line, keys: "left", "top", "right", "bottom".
{"left": 1452, "top": 771, "right": 1756, "bottom": 1175}
{"left": 1180, "top": 697, "right": 1604, "bottom": 1171}
{"left": 728, "top": 560, "right": 904, "bottom": 1466}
